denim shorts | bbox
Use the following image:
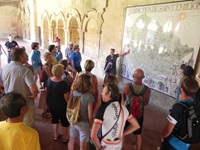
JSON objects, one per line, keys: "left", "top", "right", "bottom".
{"left": 69, "top": 121, "right": 90, "bottom": 142}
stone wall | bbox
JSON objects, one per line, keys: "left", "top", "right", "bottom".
{"left": 0, "top": 5, "right": 19, "bottom": 38}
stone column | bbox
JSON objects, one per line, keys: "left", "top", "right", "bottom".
{"left": 49, "top": 27, "right": 53, "bottom": 43}
{"left": 78, "top": 29, "right": 84, "bottom": 53}
{"left": 29, "top": 0, "right": 37, "bottom": 41}
{"left": 96, "top": 30, "right": 102, "bottom": 58}
{"left": 48, "top": 26, "right": 51, "bottom": 45}
{"left": 64, "top": 28, "right": 67, "bottom": 45}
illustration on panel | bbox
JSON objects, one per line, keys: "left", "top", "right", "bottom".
{"left": 120, "top": 1, "right": 200, "bottom": 97}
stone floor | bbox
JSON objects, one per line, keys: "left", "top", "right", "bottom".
{"left": 0, "top": 39, "right": 200, "bottom": 150}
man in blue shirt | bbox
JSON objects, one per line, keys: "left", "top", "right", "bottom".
{"left": 29, "top": 42, "right": 43, "bottom": 89}
{"left": 70, "top": 45, "right": 82, "bottom": 73}
{"left": 55, "top": 42, "right": 63, "bottom": 63}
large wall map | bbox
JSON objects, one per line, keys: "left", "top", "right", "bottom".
{"left": 120, "top": 1, "right": 200, "bottom": 97}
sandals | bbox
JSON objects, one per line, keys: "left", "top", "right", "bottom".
{"left": 53, "top": 134, "right": 62, "bottom": 141}
{"left": 42, "top": 112, "right": 51, "bottom": 118}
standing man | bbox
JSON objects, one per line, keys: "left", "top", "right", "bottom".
{"left": 55, "top": 42, "right": 63, "bottom": 63}
{"left": 70, "top": 45, "right": 82, "bottom": 73}
{"left": 123, "top": 68, "right": 151, "bottom": 150}
{"left": 91, "top": 84, "right": 140, "bottom": 150}
{"left": 65, "top": 42, "right": 74, "bottom": 74}
{"left": 65, "top": 42, "right": 74, "bottom": 64}
{"left": 29, "top": 42, "right": 43, "bottom": 89}
{"left": 176, "top": 64, "right": 195, "bottom": 102}
{"left": 0, "top": 92, "right": 41, "bottom": 150}
{"left": 0, "top": 47, "right": 38, "bottom": 127}
{"left": 5, "top": 35, "right": 19, "bottom": 63}
{"left": 160, "top": 78, "right": 199, "bottom": 150}
{"left": 104, "top": 48, "right": 130, "bottom": 76}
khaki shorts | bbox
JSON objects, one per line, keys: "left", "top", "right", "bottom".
{"left": 23, "top": 99, "right": 35, "bottom": 127}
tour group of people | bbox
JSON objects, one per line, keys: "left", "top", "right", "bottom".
{"left": 0, "top": 35, "right": 199, "bottom": 150}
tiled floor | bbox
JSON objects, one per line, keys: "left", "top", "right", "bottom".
{"left": 0, "top": 39, "right": 200, "bottom": 150}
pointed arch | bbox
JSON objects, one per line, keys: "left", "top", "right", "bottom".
{"left": 82, "top": 9, "right": 104, "bottom": 58}
{"left": 49, "top": 13, "right": 57, "bottom": 43}
{"left": 82, "top": 8, "right": 104, "bottom": 33}
{"left": 66, "top": 8, "right": 82, "bottom": 45}
{"left": 66, "top": 8, "right": 81, "bottom": 30}
{"left": 57, "top": 12, "right": 66, "bottom": 44}
{"left": 41, "top": 10, "right": 50, "bottom": 25}
{"left": 41, "top": 11, "right": 50, "bottom": 48}
{"left": 57, "top": 12, "right": 66, "bottom": 27}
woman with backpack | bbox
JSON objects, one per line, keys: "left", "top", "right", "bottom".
{"left": 68, "top": 74, "right": 95, "bottom": 150}
{"left": 71, "top": 60, "right": 98, "bottom": 112}
{"left": 38, "top": 52, "right": 53, "bottom": 118}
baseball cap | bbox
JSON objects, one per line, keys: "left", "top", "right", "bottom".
{"left": 180, "top": 64, "right": 194, "bottom": 77}
{"left": 55, "top": 42, "right": 61, "bottom": 47}
{"left": 68, "top": 42, "right": 73, "bottom": 46}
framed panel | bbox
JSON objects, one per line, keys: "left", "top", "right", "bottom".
{"left": 120, "top": 1, "right": 200, "bottom": 97}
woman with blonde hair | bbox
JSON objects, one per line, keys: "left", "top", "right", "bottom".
{"left": 59, "top": 59, "right": 74, "bottom": 89}
{"left": 46, "top": 64, "right": 70, "bottom": 143}
{"left": 38, "top": 52, "right": 53, "bottom": 118}
{"left": 41, "top": 52, "right": 53, "bottom": 86}
{"left": 68, "top": 74, "right": 95, "bottom": 150}
{"left": 83, "top": 60, "right": 98, "bottom": 111}
{"left": 103, "top": 74, "right": 119, "bottom": 87}
{"left": 71, "top": 60, "right": 98, "bottom": 112}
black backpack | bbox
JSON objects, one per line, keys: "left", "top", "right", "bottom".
{"left": 173, "top": 102, "right": 200, "bottom": 144}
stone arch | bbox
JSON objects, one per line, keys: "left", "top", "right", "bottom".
{"left": 49, "top": 13, "right": 57, "bottom": 43}
{"left": 68, "top": 17, "right": 79, "bottom": 45}
{"left": 57, "top": 12, "right": 66, "bottom": 45}
{"left": 66, "top": 8, "right": 81, "bottom": 46}
{"left": 82, "top": 9, "right": 103, "bottom": 31}
{"left": 83, "top": 19, "right": 98, "bottom": 57}
{"left": 41, "top": 11, "right": 50, "bottom": 48}
{"left": 82, "top": 9, "right": 104, "bottom": 58}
